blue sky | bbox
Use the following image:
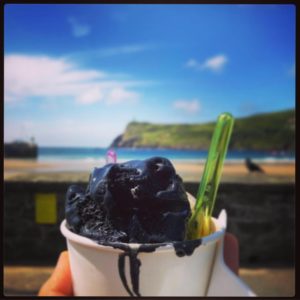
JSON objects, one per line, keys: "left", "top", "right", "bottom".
{"left": 4, "top": 4, "right": 295, "bottom": 147}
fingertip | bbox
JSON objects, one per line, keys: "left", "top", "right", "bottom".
{"left": 57, "top": 250, "right": 70, "bottom": 267}
{"left": 225, "top": 232, "right": 239, "bottom": 250}
{"left": 38, "top": 251, "right": 73, "bottom": 296}
{"left": 224, "top": 232, "right": 239, "bottom": 275}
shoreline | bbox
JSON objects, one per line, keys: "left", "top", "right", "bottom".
{"left": 4, "top": 158, "right": 295, "bottom": 183}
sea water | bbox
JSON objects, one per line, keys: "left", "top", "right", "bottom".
{"left": 38, "top": 147, "right": 295, "bottom": 164}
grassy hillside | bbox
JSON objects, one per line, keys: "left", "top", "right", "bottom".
{"left": 110, "top": 109, "right": 295, "bottom": 151}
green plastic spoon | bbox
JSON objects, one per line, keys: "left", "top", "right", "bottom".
{"left": 187, "top": 113, "right": 234, "bottom": 240}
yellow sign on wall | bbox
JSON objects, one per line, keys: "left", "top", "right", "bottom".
{"left": 35, "top": 193, "right": 57, "bottom": 224}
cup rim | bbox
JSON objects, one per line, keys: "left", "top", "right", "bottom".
{"left": 60, "top": 192, "right": 226, "bottom": 253}
{"left": 60, "top": 216, "right": 226, "bottom": 254}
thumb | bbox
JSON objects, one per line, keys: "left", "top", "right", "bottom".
{"left": 38, "top": 251, "right": 73, "bottom": 296}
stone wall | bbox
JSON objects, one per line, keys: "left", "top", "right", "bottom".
{"left": 4, "top": 181, "right": 295, "bottom": 266}
{"left": 185, "top": 182, "right": 295, "bottom": 265}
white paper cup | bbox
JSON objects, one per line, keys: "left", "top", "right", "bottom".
{"left": 60, "top": 194, "right": 226, "bottom": 296}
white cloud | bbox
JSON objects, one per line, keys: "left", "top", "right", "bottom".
{"left": 76, "top": 86, "right": 104, "bottom": 104}
{"left": 65, "top": 44, "right": 156, "bottom": 61}
{"left": 68, "top": 17, "right": 91, "bottom": 37}
{"left": 185, "top": 54, "right": 228, "bottom": 73}
{"left": 4, "top": 54, "right": 141, "bottom": 105}
{"left": 92, "top": 44, "right": 155, "bottom": 57}
{"left": 106, "top": 87, "right": 139, "bottom": 105}
{"left": 173, "top": 99, "right": 200, "bottom": 113}
{"left": 202, "top": 54, "right": 228, "bottom": 72}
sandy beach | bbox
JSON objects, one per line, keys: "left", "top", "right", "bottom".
{"left": 4, "top": 158, "right": 295, "bottom": 183}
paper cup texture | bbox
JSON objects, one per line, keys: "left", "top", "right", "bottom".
{"left": 60, "top": 194, "right": 226, "bottom": 296}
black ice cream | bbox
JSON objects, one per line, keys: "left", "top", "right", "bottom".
{"left": 65, "top": 157, "right": 191, "bottom": 244}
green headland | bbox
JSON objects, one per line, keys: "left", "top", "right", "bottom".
{"left": 110, "top": 109, "right": 295, "bottom": 151}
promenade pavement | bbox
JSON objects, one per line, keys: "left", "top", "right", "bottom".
{"left": 4, "top": 265, "right": 295, "bottom": 297}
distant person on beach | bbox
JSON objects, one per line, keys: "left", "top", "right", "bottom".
{"left": 245, "top": 158, "right": 264, "bottom": 173}
{"left": 38, "top": 234, "right": 239, "bottom": 296}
